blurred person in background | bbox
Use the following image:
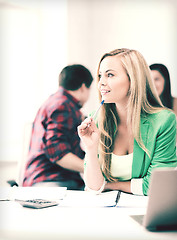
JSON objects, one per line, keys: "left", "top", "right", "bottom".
{"left": 23, "top": 64, "right": 93, "bottom": 190}
{"left": 150, "top": 63, "right": 177, "bottom": 151}
{"left": 149, "top": 63, "right": 177, "bottom": 116}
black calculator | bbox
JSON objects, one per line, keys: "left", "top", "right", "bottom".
{"left": 15, "top": 199, "right": 59, "bottom": 209}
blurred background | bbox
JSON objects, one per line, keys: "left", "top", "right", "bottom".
{"left": 0, "top": 0, "right": 177, "bottom": 185}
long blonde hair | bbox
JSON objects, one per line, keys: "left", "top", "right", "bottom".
{"left": 97, "top": 48, "right": 164, "bottom": 182}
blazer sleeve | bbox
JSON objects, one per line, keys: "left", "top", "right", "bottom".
{"left": 142, "top": 110, "right": 177, "bottom": 195}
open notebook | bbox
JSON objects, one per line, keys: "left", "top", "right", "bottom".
{"left": 131, "top": 168, "right": 177, "bottom": 231}
{"left": 59, "top": 190, "right": 119, "bottom": 207}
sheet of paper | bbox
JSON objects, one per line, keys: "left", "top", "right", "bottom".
{"left": 0, "top": 187, "right": 67, "bottom": 201}
{"left": 118, "top": 192, "right": 148, "bottom": 208}
{"left": 59, "top": 190, "right": 119, "bottom": 207}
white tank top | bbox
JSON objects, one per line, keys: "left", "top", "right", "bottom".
{"left": 110, "top": 152, "right": 133, "bottom": 180}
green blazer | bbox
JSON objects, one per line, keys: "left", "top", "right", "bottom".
{"left": 132, "top": 109, "right": 177, "bottom": 195}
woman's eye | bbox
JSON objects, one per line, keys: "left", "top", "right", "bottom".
{"left": 98, "top": 74, "right": 101, "bottom": 79}
{"left": 108, "top": 73, "right": 114, "bottom": 77}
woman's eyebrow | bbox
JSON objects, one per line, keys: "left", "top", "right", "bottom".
{"left": 105, "top": 69, "right": 115, "bottom": 73}
{"left": 99, "top": 69, "right": 116, "bottom": 74}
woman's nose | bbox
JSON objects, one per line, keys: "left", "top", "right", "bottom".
{"left": 99, "top": 77, "right": 107, "bottom": 86}
{"left": 98, "top": 80, "right": 105, "bottom": 88}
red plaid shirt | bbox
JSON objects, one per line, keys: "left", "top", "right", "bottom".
{"left": 23, "top": 87, "right": 85, "bottom": 186}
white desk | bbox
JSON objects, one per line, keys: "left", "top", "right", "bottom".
{"left": 0, "top": 188, "right": 177, "bottom": 240}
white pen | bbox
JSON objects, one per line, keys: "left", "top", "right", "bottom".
{"left": 87, "top": 100, "right": 104, "bottom": 127}
{"left": 92, "top": 99, "right": 105, "bottom": 120}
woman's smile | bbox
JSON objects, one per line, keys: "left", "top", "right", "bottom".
{"left": 100, "top": 89, "right": 111, "bottom": 96}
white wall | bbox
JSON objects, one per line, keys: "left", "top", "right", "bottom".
{"left": 0, "top": 0, "right": 68, "bottom": 162}
{"left": 0, "top": 0, "right": 177, "bottom": 165}
{"left": 67, "top": 0, "right": 177, "bottom": 115}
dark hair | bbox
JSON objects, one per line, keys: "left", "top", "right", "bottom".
{"left": 59, "top": 64, "right": 93, "bottom": 90}
{"left": 149, "top": 63, "right": 173, "bottom": 109}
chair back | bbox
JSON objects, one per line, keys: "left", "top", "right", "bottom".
{"left": 17, "top": 122, "right": 33, "bottom": 186}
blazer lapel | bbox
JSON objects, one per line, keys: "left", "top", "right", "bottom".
{"left": 132, "top": 117, "right": 149, "bottom": 178}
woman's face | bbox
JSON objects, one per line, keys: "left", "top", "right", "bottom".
{"left": 151, "top": 70, "right": 165, "bottom": 97}
{"left": 98, "top": 55, "right": 130, "bottom": 104}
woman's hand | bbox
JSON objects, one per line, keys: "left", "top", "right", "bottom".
{"left": 78, "top": 117, "right": 105, "bottom": 192}
{"left": 77, "top": 117, "right": 100, "bottom": 151}
{"left": 104, "top": 181, "right": 131, "bottom": 193}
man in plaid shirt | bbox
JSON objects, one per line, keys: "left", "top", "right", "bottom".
{"left": 23, "top": 64, "right": 93, "bottom": 190}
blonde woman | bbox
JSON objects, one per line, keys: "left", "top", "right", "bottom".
{"left": 78, "top": 48, "right": 177, "bottom": 196}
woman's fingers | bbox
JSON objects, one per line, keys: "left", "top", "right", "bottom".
{"left": 83, "top": 117, "right": 92, "bottom": 126}
{"left": 79, "top": 117, "right": 92, "bottom": 129}
{"left": 77, "top": 117, "right": 94, "bottom": 137}
{"left": 78, "top": 117, "right": 100, "bottom": 149}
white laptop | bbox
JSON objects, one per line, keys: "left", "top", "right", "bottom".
{"left": 131, "top": 168, "right": 177, "bottom": 231}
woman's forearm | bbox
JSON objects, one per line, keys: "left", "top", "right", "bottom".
{"left": 84, "top": 150, "right": 132, "bottom": 194}
{"left": 84, "top": 152, "right": 105, "bottom": 191}
{"left": 104, "top": 181, "right": 132, "bottom": 193}
{"left": 77, "top": 117, "right": 104, "bottom": 191}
